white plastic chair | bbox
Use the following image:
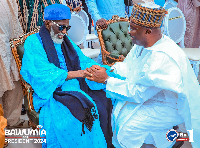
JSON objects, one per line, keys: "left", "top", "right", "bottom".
{"left": 67, "top": 13, "right": 100, "bottom": 59}
{"left": 164, "top": 7, "right": 186, "bottom": 46}
{"left": 78, "top": 10, "right": 89, "bottom": 30}
{"left": 164, "top": 7, "right": 200, "bottom": 77}
{"left": 68, "top": 13, "right": 87, "bottom": 47}
{"left": 77, "top": 10, "right": 98, "bottom": 48}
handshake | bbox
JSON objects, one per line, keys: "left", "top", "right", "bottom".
{"left": 66, "top": 65, "right": 109, "bottom": 83}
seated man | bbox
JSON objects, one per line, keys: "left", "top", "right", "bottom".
{"left": 85, "top": 2, "right": 200, "bottom": 148}
{"left": 20, "top": 4, "right": 114, "bottom": 148}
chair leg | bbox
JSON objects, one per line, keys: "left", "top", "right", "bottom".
{"left": 172, "top": 141, "right": 184, "bottom": 148}
{"left": 141, "top": 144, "right": 156, "bottom": 148}
{"left": 91, "top": 41, "right": 94, "bottom": 49}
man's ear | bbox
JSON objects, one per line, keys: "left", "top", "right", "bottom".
{"left": 145, "top": 29, "right": 152, "bottom": 34}
{"left": 45, "top": 20, "right": 51, "bottom": 30}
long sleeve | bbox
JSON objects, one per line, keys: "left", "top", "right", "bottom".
{"left": 106, "top": 50, "right": 183, "bottom": 104}
{"left": 20, "top": 34, "right": 68, "bottom": 100}
{"left": 106, "top": 77, "right": 161, "bottom": 103}
{"left": 85, "top": 0, "right": 101, "bottom": 23}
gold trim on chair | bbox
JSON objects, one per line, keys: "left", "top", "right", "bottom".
{"left": 10, "top": 28, "right": 39, "bottom": 112}
{"left": 97, "top": 15, "right": 130, "bottom": 66}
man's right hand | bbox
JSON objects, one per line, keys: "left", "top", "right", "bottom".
{"left": 96, "top": 18, "right": 108, "bottom": 29}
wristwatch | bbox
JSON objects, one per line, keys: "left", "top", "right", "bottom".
{"left": 103, "top": 76, "right": 110, "bottom": 84}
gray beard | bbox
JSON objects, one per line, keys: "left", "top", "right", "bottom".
{"left": 50, "top": 27, "right": 64, "bottom": 44}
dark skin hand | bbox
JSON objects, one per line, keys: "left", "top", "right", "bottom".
{"left": 68, "top": 5, "right": 73, "bottom": 11}
{"left": 73, "top": 7, "right": 81, "bottom": 12}
{"left": 84, "top": 65, "right": 109, "bottom": 83}
{"left": 66, "top": 70, "right": 86, "bottom": 80}
{"left": 67, "top": 5, "right": 81, "bottom": 12}
{"left": 96, "top": 18, "right": 108, "bottom": 29}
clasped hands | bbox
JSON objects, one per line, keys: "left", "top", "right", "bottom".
{"left": 84, "top": 65, "right": 109, "bottom": 83}
{"left": 66, "top": 65, "right": 108, "bottom": 83}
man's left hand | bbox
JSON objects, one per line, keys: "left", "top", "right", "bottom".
{"left": 84, "top": 66, "right": 108, "bottom": 83}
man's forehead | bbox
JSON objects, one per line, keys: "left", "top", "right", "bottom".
{"left": 130, "top": 20, "right": 141, "bottom": 28}
{"left": 52, "top": 19, "right": 69, "bottom": 24}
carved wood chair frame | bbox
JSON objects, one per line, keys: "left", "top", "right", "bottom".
{"left": 10, "top": 28, "right": 40, "bottom": 127}
{"left": 97, "top": 15, "right": 130, "bottom": 66}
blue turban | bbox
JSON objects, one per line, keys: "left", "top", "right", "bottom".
{"left": 44, "top": 4, "right": 71, "bottom": 20}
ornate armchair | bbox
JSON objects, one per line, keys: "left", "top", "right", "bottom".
{"left": 10, "top": 28, "right": 40, "bottom": 128}
{"left": 97, "top": 15, "right": 133, "bottom": 66}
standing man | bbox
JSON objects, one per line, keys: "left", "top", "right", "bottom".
{"left": 85, "top": 2, "right": 200, "bottom": 148}
{"left": 0, "top": 0, "right": 25, "bottom": 128}
{"left": 85, "top": 0, "right": 126, "bottom": 64}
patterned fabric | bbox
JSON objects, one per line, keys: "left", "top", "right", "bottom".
{"left": 130, "top": 2, "right": 167, "bottom": 28}
{"left": 178, "top": 0, "right": 200, "bottom": 48}
{"left": 0, "top": 0, "right": 23, "bottom": 96}
{"left": 17, "top": 0, "right": 62, "bottom": 33}
{"left": 64, "top": 0, "right": 82, "bottom": 8}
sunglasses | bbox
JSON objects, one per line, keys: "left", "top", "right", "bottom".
{"left": 51, "top": 21, "right": 71, "bottom": 31}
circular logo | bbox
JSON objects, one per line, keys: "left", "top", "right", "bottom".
{"left": 166, "top": 129, "right": 179, "bottom": 142}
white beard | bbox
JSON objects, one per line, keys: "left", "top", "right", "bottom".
{"left": 50, "top": 27, "right": 64, "bottom": 44}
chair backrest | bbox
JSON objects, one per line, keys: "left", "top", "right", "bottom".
{"left": 10, "top": 28, "right": 40, "bottom": 74}
{"left": 67, "top": 13, "right": 87, "bottom": 47}
{"left": 163, "top": 7, "right": 186, "bottom": 47}
{"left": 97, "top": 15, "right": 133, "bottom": 66}
{"left": 78, "top": 10, "right": 89, "bottom": 28}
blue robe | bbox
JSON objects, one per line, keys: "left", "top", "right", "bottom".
{"left": 154, "top": 0, "right": 165, "bottom": 7}
{"left": 20, "top": 34, "right": 112, "bottom": 148}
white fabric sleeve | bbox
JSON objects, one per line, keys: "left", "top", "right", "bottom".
{"left": 106, "top": 77, "right": 161, "bottom": 103}
{"left": 111, "top": 62, "right": 128, "bottom": 77}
